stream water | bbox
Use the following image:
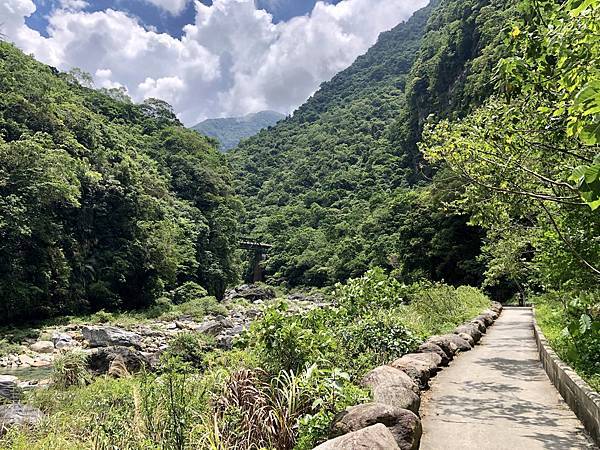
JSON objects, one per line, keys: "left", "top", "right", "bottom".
{"left": 0, "top": 365, "right": 53, "bottom": 381}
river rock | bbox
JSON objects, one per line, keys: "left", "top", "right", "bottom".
{"left": 19, "top": 354, "right": 35, "bottom": 366}
{"left": 475, "top": 313, "right": 494, "bottom": 327}
{"left": 82, "top": 326, "right": 141, "bottom": 348}
{"left": 52, "top": 332, "right": 75, "bottom": 349}
{"left": 0, "top": 375, "right": 21, "bottom": 401}
{"left": 482, "top": 309, "right": 499, "bottom": 321}
{"left": 331, "top": 403, "right": 422, "bottom": 450}
{"left": 87, "top": 346, "right": 149, "bottom": 374}
{"left": 427, "top": 336, "right": 458, "bottom": 358}
{"left": 361, "top": 366, "right": 420, "bottom": 413}
{"left": 470, "top": 318, "right": 487, "bottom": 334}
{"left": 454, "top": 324, "right": 482, "bottom": 343}
{"left": 314, "top": 423, "right": 400, "bottom": 450}
{"left": 29, "top": 341, "right": 54, "bottom": 354}
{"left": 458, "top": 332, "right": 475, "bottom": 347}
{"left": 223, "top": 284, "right": 276, "bottom": 303}
{"left": 417, "top": 342, "right": 450, "bottom": 366}
{"left": 389, "top": 357, "right": 431, "bottom": 389}
{"left": 0, "top": 404, "right": 44, "bottom": 435}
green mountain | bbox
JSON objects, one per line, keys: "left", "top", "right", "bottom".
{"left": 192, "top": 110, "right": 285, "bottom": 151}
{"left": 229, "top": 0, "right": 517, "bottom": 287}
{"left": 0, "top": 42, "right": 240, "bottom": 323}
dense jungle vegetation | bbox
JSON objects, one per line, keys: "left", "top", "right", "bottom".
{"left": 0, "top": 43, "right": 240, "bottom": 324}
{"left": 0, "top": 0, "right": 599, "bottom": 447}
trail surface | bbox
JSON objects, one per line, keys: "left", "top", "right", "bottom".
{"left": 420, "top": 307, "right": 596, "bottom": 449}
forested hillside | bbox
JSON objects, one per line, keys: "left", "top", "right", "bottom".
{"left": 192, "top": 111, "right": 285, "bottom": 151}
{"left": 0, "top": 43, "right": 240, "bottom": 323}
{"left": 229, "top": 0, "right": 517, "bottom": 288}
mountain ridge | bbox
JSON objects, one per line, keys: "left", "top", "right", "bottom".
{"left": 192, "top": 110, "right": 285, "bottom": 151}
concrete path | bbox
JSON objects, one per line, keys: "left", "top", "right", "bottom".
{"left": 420, "top": 307, "right": 597, "bottom": 449}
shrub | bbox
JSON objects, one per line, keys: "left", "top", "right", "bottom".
{"left": 144, "top": 296, "right": 173, "bottom": 319}
{"left": 163, "top": 332, "right": 215, "bottom": 370}
{"left": 338, "top": 311, "right": 420, "bottom": 376}
{"left": 246, "top": 302, "right": 338, "bottom": 374}
{"left": 534, "top": 291, "right": 600, "bottom": 391}
{"left": 89, "top": 310, "right": 114, "bottom": 324}
{"left": 0, "top": 339, "right": 22, "bottom": 357}
{"left": 333, "top": 267, "right": 409, "bottom": 315}
{"left": 161, "top": 296, "right": 226, "bottom": 321}
{"left": 173, "top": 282, "right": 209, "bottom": 305}
{"left": 52, "top": 350, "right": 91, "bottom": 389}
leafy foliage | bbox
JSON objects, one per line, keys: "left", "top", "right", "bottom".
{"left": 229, "top": 0, "right": 516, "bottom": 288}
{"left": 0, "top": 42, "right": 240, "bottom": 323}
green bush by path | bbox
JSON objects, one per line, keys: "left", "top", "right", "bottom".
{"left": 533, "top": 292, "right": 600, "bottom": 392}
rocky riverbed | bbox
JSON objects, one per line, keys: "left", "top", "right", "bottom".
{"left": 0, "top": 285, "right": 327, "bottom": 396}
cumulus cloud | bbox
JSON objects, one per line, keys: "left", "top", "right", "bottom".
{"left": 144, "top": 0, "right": 190, "bottom": 16}
{"left": 3, "top": 0, "right": 429, "bottom": 125}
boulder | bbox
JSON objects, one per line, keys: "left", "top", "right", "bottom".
{"left": 401, "top": 353, "right": 442, "bottom": 373}
{"left": 19, "top": 354, "right": 35, "bottom": 366}
{"left": 444, "top": 334, "right": 472, "bottom": 352}
{"left": 389, "top": 357, "right": 431, "bottom": 389}
{"left": 0, "top": 404, "right": 43, "bottom": 435}
{"left": 454, "top": 324, "right": 482, "bottom": 343}
{"left": 417, "top": 342, "right": 450, "bottom": 366}
{"left": 331, "top": 403, "right": 422, "bottom": 450}
{"left": 82, "top": 326, "right": 141, "bottom": 349}
{"left": 491, "top": 302, "right": 503, "bottom": 314}
{"left": 457, "top": 333, "right": 475, "bottom": 347}
{"left": 223, "top": 284, "right": 276, "bottom": 303}
{"left": 0, "top": 375, "right": 21, "bottom": 401}
{"left": 470, "top": 319, "right": 487, "bottom": 334}
{"left": 52, "top": 332, "right": 74, "bottom": 349}
{"left": 29, "top": 341, "right": 54, "bottom": 354}
{"left": 87, "top": 346, "right": 149, "bottom": 375}
{"left": 475, "top": 313, "right": 494, "bottom": 327}
{"left": 361, "top": 366, "right": 420, "bottom": 413}
{"left": 482, "top": 309, "right": 499, "bottom": 321}
{"left": 314, "top": 423, "right": 400, "bottom": 450}
{"left": 426, "top": 336, "right": 458, "bottom": 358}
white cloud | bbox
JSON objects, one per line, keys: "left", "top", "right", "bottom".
{"left": 59, "top": 0, "right": 89, "bottom": 11}
{"left": 144, "top": 0, "right": 190, "bottom": 16}
{"left": 3, "top": 0, "right": 429, "bottom": 125}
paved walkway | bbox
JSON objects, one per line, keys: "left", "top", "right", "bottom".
{"left": 420, "top": 307, "right": 597, "bottom": 449}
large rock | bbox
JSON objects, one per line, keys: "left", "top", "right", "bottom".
{"left": 0, "top": 404, "right": 43, "bottom": 435}
{"left": 361, "top": 366, "right": 420, "bottom": 413}
{"left": 428, "top": 334, "right": 471, "bottom": 355}
{"left": 389, "top": 357, "right": 431, "bottom": 389}
{"left": 0, "top": 375, "right": 21, "bottom": 401}
{"left": 491, "top": 302, "right": 503, "bottom": 314}
{"left": 457, "top": 333, "right": 475, "bottom": 347}
{"left": 482, "top": 309, "right": 499, "bottom": 321}
{"left": 331, "top": 403, "right": 422, "bottom": 450}
{"left": 87, "top": 346, "right": 149, "bottom": 375}
{"left": 417, "top": 342, "right": 450, "bottom": 366}
{"left": 475, "top": 313, "right": 494, "bottom": 327}
{"left": 426, "top": 336, "right": 458, "bottom": 358}
{"left": 454, "top": 324, "right": 482, "bottom": 343}
{"left": 223, "top": 284, "right": 276, "bottom": 303}
{"left": 29, "top": 341, "right": 54, "bottom": 354}
{"left": 52, "top": 332, "right": 75, "bottom": 349}
{"left": 314, "top": 423, "right": 400, "bottom": 450}
{"left": 470, "top": 318, "right": 487, "bottom": 334}
{"left": 82, "top": 326, "right": 141, "bottom": 349}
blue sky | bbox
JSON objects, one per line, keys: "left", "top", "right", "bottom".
{"left": 4, "top": 0, "right": 427, "bottom": 123}
{"left": 26, "top": 0, "right": 344, "bottom": 38}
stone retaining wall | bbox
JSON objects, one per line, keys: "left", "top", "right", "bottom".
{"left": 532, "top": 315, "right": 600, "bottom": 446}
{"left": 313, "top": 303, "right": 503, "bottom": 449}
